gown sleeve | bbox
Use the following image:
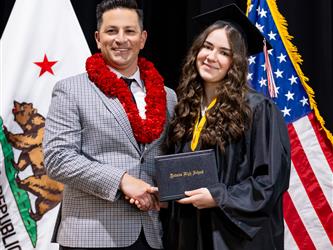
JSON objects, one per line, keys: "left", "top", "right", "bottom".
{"left": 207, "top": 97, "right": 291, "bottom": 239}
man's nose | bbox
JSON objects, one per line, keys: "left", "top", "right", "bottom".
{"left": 115, "top": 31, "right": 127, "bottom": 43}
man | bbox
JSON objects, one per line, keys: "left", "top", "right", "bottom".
{"left": 43, "top": 0, "right": 177, "bottom": 249}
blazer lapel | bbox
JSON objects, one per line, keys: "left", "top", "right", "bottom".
{"left": 90, "top": 82, "right": 141, "bottom": 153}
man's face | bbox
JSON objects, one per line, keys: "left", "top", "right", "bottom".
{"left": 95, "top": 8, "right": 147, "bottom": 76}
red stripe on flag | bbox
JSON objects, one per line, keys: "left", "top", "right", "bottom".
{"left": 283, "top": 192, "right": 316, "bottom": 250}
{"left": 308, "top": 112, "right": 333, "bottom": 172}
{"left": 288, "top": 124, "right": 333, "bottom": 244}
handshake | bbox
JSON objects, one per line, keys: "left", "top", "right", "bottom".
{"left": 119, "top": 172, "right": 217, "bottom": 211}
{"left": 119, "top": 173, "right": 163, "bottom": 211}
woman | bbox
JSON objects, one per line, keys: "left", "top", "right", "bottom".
{"left": 163, "top": 4, "right": 291, "bottom": 250}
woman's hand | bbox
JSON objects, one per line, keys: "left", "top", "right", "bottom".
{"left": 177, "top": 188, "right": 217, "bottom": 209}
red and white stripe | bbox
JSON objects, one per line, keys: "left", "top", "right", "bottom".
{"left": 284, "top": 112, "right": 333, "bottom": 249}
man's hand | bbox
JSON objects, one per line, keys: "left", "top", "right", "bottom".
{"left": 120, "top": 173, "right": 159, "bottom": 211}
{"left": 177, "top": 188, "right": 217, "bottom": 209}
{"left": 126, "top": 186, "right": 160, "bottom": 211}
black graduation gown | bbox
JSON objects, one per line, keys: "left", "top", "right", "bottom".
{"left": 162, "top": 91, "right": 291, "bottom": 250}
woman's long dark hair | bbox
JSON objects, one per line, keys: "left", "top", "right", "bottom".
{"left": 167, "top": 21, "right": 252, "bottom": 152}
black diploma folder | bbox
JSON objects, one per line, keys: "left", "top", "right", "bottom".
{"left": 155, "top": 149, "right": 218, "bottom": 201}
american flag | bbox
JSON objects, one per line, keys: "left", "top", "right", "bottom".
{"left": 247, "top": 0, "right": 333, "bottom": 249}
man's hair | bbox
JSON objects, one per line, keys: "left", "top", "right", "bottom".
{"left": 96, "top": 0, "right": 144, "bottom": 30}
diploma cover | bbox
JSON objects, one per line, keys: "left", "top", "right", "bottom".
{"left": 155, "top": 149, "right": 218, "bottom": 201}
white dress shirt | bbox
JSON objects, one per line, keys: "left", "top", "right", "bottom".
{"left": 110, "top": 67, "right": 146, "bottom": 119}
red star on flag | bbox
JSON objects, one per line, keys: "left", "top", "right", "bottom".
{"left": 34, "top": 54, "right": 57, "bottom": 77}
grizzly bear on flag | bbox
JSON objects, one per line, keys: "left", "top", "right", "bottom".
{"left": 4, "top": 101, "right": 63, "bottom": 221}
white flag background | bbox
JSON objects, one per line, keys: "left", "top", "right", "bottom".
{"left": 0, "top": 0, "right": 91, "bottom": 249}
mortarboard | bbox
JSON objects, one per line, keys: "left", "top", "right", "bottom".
{"left": 192, "top": 4, "right": 272, "bottom": 56}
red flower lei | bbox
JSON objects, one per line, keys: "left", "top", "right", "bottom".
{"left": 86, "top": 53, "right": 167, "bottom": 144}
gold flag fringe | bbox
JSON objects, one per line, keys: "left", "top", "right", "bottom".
{"left": 247, "top": 0, "right": 333, "bottom": 145}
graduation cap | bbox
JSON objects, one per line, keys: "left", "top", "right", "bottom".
{"left": 193, "top": 4, "right": 272, "bottom": 56}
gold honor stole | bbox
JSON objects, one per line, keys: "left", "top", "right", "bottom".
{"left": 191, "top": 97, "right": 217, "bottom": 151}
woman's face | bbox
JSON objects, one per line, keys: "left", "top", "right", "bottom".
{"left": 196, "top": 28, "right": 233, "bottom": 84}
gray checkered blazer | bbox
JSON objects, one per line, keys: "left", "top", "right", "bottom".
{"left": 43, "top": 72, "right": 177, "bottom": 248}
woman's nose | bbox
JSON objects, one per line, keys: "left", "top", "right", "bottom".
{"left": 206, "top": 50, "right": 217, "bottom": 61}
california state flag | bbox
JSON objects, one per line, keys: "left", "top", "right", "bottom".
{"left": 0, "top": 0, "right": 91, "bottom": 249}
